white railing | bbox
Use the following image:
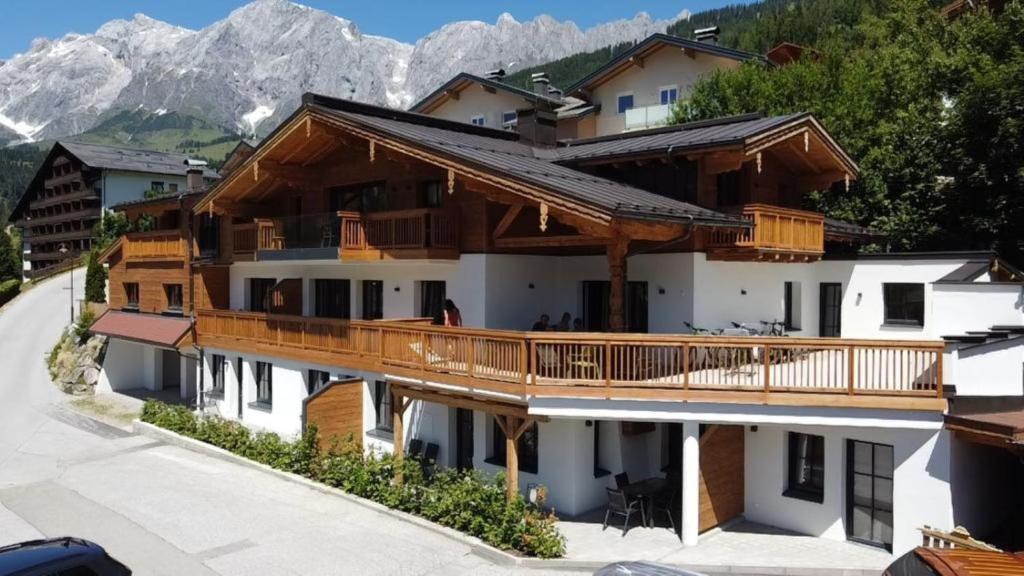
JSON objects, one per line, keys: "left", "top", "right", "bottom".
{"left": 625, "top": 104, "right": 672, "bottom": 131}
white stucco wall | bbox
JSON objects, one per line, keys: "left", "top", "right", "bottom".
{"left": 949, "top": 337, "right": 1024, "bottom": 396}
{"left": 427, "top": 83, "right": 532, "bottom": 129}
{"left": 97, "top": 339, "right": 158, "bottom": 393}
{"left": 931, "top": 283, "right": 1023, "bottom": 336}
{"left": 101, "top": 170, "right": 189, "bottom": 209}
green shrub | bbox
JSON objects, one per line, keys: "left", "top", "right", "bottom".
{"left": 140, "top": 400, "right": 565, "bottom": 557}
{"left": 74, "top": 306, "right": 97, "bottom": 344}
{"left": 84, "top": 249, "right": 106, "bottom": 303}
{"left": 0, "top": 278, "right": 20, "bottom": 307}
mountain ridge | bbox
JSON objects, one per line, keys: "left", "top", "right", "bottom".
{"left": 0, "top": 0, "right": 688, "bottom": 144}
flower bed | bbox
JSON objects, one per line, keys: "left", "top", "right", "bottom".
{"left": 140, "top": 400, "right": 565, "bottom": 558}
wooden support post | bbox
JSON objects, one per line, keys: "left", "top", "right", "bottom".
{"left": 607, "top": 238, "right": 629, "bottom": 332}
{"left": 393, "top": 389, "right": 405, "bottom": 481}
{"left": 506, "top": 416, "right": 519, "bottom": 502}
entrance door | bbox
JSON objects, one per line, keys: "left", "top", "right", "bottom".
{"left": 846, "top": 440, "right": 894, "bottom": 550}
{"left": 236, "top": 357, "right": 244, "bottom": 419}
{"left": 420, "top": 281, "right": 446, "bottom": 323}
{"left": 581, "top": 281, "right": 649, "bottom": 332}
{"left": 161, "top": 350, "right": 180, "bottom": 390}
{"left": 455, "top": 408, "right": 474, "bottom": 471}
{"left": 819, "top": 283, "right": 842, "bottom": 337}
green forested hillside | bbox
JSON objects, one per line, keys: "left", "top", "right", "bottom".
{"left": 505, "top": 41, "right": 636, "bottom": 92}
{"left": 0, "top": 145, "right": 47, "bottom": 225}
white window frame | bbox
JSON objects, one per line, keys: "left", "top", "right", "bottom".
{"left": 616, "top": 92, "right": 635, "bottom": 115}
{"left": 659, "top": 85, "right": 679, "bottom": 106}
{"left": 501, "top": 110, "right": 517, "bottom": 129}
{"left": 470, "top": 114, "right": 486, "bottom": 127}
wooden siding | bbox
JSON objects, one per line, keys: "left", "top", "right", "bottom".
{"left": 304, "top": 380, "right": 363, "bottom": 448}
{"left": 107, "top": 246, "right": 190, "bottom": 315}
{"left": 698, "top": 425, "right": 744, "bottom": 532}
{"left": 196, "top": 266, "right": 230, "bottom": 310}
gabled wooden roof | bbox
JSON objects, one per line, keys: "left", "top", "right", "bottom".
{"left": 410, "top": 72, "right": 566, "bottom": 115}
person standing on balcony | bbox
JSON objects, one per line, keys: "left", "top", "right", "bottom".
{"left": 443, "top": 299, "right": 462, "bottom": 327}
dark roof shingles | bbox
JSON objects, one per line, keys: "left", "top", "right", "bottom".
{"left": 60, "top": 141, "right": 220, "bottom": 179}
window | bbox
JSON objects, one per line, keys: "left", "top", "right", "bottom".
{"left": 617, "top": 93, "right": 634, "bottom": 114}
{"left": 784, "top": 281, "right": 801, "bottom": 331}
{"left": 254, "top": 361, "right": 273, "bottom": 407}
{"left": 470, "top": 115, "right": 486, "bottom": 126}
{"left": 248, "top": 278, "right": 276, "bottom": 313}
{"left": 197, "top": 213, "right": 220, "bottom": 259}
{"left": 165, "top": 284, "right": 183, "bottom": 313}
{"left": 168, "top": 183, "right": 178, "bottom": 193}
{"left": 372, "top": 380, "right": 393, "bottom": 432}
{"left": 150, "top": 181, "right": 165, "bottom": 192}
{"left": 581, "top": 281, "right": 648, "bottom": 332}
{"left": 716, "top": 170, "right": 742, "bottom": 207}
{"left": 419, "top": 281, "right": 446, "bottom": 322}
{"left": 501, "top": 110, "right": 517, "bottom": 128}
{"left": 314, "top": 279, "right": 350, "bottom": 319}
{"left": 593, "top": 421, "right": 610, "bottom": 478}
{"left": 307, "top": 369, "right": 330, "bottom": 395}
{"left": 786, "top": 432, "right": 824, "bottom": 503}
{"left": 490, "top": 417, "right": 539, "bottom": 474}
{"left": 419, "top": 181, "right": 443, "bottom": 209}
{"left": 659, "top": 86, "right": 679, "bottom": 105}
{"left": 883, "top": 283, "right": 924, "bottom": 326}
{"left": 847, "top": 440, "right": 894, "bottom": 550}
{"left": 211, "top": 354, "right": 226, "bottom": 394}
{"left": 362, "top": 280, "right": 384, "bottom": 320}
{"left": 124, "top": 283, "right": 139, "bottom": 310}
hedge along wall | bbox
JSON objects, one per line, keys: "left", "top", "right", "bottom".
{"left": 0, "top": 279, "right": 21, "bottom": 308}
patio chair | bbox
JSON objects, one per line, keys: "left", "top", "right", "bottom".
{"left": 603, "top": 488, "right": 646, "bottom": 536}
{"left": 408, "top": 438, "right": 425, "bottom": 459}
{"left": 614, "top": 472, "right": 630, "bottom": 489}
{"left": 421, "top": 442, "right": 440, "bottom": 479}
{"left": 650, "top": 486, "right": 677, "bottom": 532}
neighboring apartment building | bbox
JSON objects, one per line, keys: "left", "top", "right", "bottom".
{"left": 89, "top": 88, "right": 1024, "bottom": 560}
{"left": 411, "top": 71, "right": 567, "bottom": 131}
{"left": 10, "top": 141, "right": 218, "bottom": 279}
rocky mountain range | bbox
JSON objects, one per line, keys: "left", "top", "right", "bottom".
{"left": 0, "top": 0, "right": 687, "bottom": 144}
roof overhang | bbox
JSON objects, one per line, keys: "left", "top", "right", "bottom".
{"left": 410, "top": 73, "right": 564, "bottom": 115}
{"left": 90, "top": 310, "right": 192, "bottom": 349}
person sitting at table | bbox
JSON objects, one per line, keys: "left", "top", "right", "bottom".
{"left": 572, "top": 317, "right": 584, "bottom": 331}
{"left": 532, "top": 313, "right": 550, "bottom": 331}
{"left": 555, "top": 312, "right": 572, "bottom": 331}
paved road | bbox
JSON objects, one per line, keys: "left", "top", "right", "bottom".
{"left": 0, "top": 271, "right": 577, "bottom": 576}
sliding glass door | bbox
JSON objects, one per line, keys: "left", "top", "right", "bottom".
{"left": 846, "top": 440, "right": 894, "bottom": 550}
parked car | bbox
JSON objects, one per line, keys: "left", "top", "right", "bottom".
{"left": 594, "top": 561, "right": 706, "bottom": 576}
{"left": 0, "top": 537, "right": 131, "bottom": 575}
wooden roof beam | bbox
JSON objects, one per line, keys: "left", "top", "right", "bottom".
{"left": 493, "top": 202, "right": 524, "bottom": 239}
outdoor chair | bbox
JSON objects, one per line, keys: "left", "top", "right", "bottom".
{"left": 421, "top": 442, "right": 440, "bottom": 479}
{"left": 603, "top": 488, "right": 646, "bottom": 536}
{"left": 408, "top": 438, "right": 425, "bottom": 459}
{"left": 614, "top": 472, "right": 630, "bottom": 489}
{"left": 650, "top": 486, "right": 678, "bottom": 532}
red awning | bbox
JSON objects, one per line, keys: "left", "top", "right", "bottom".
{"left": 90, "top": 311, "right": 191, "bottom": 348}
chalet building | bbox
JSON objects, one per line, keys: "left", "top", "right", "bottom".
{"left": 10, "top": 142, "right": 218, "bottom": 279}
{"left": 85, "top": 88, "right": 1024, "bottom": 562}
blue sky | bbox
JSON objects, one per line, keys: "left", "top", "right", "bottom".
{"left": 1, "top": 1, "right": 734, "bottom": 59}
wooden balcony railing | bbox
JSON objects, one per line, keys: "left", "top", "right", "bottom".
{"left": 232, "top": 219, "right": 280, "bottom": 257}
{"left": 123, "top": 230, "right": 189, "bottom": 260}
{"left": 340, "top": 209, "right": 458, "bottom": 256}
{"left": 197, "top": 309, "right": 946, "bottom": 410}
{"left": 708, "top": 204, "right": 825, "bottom": 259}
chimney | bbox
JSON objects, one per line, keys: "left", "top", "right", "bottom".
{"left": 547, "top": 85, "right": 564, "bottom": 101}
{"left": 184, "top": 158, "right": 208, "bottom": 192}
{"left": 531, "top": 72, "right": 550, "bottom": 96}
{"left": 485, "top": 68, "right": 506, "bottom": 82}
{"left": 516, "top": 101, "right": 558, "bottom": 147}
{"left": 694, "top": 26, "right": 720, "bottom": 45}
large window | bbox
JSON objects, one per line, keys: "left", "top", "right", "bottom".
{"left": 716, "top": 170, "right": 742, "bottom": 207}
{"left": 254, "top": 361, "right": 273, "bottom": 407}
{"left": 314, "top": 279, "right": 350, "bottom": 319}
{"left": 784, "top": 281, "right": 801, "bottom": 331}
{"left": 883, "top": 283, "right": 924, "bottom": 326}
{"left": 616, "top": 93, "right": 634, "bottom": 115}
{"left": 248, "top": 278, "right": 276, "bottom": 313}
{"left": 362, "top": 280, "right": 383, "bottom": 320}
{"left": 372, "top": 380, "right": 393, "bottom": 433}
{"left": 659, "top": 86, "right": 678, "bottom": 105}
{"left": 501, "top": 110, "right": 518, "bottom": 129}
{"left": 307, "top": 369, "right": 330, "bottom": 396}
{"left": 211, "top": 354, "right": 226, "bottom": 394}
{"left": 197, "top": 213, "right": 220, "bottom": 259}
{"left": 419, "top": 281, "right": 446, "bottom": 322}
{"left": 847, "top": 440, "right": 894, "bottom": 550}
{"left": 581, "top": 281, "right": 648, "bottom": 332}
{"left": 490, "top": 417, "right": 539, "bottom": 474}
{"left": 124, "top": 283, "right": 139, "bottom": 310}
{"left": 419, "top": 181, "right": 443, "bottom": 209}
{"left": 786, "top": 432, "right": 824, "bottom": 503}
{"left": 165, "top": 284, "right": 183, "bottom": 313}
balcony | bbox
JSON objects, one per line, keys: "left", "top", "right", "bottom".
{"left": 624, "top": 104, "right": 672, "bottom": 131}
{"left": 231, "top": 209, "right": 459, "bottom": 262}
{"left": 197, "top": 309, "right": 946, "bottom": 411}
{"left": 122, "top": 230, "right": 189, "bottom": 261}
{"left": 707, "top": 204, "right": 825, "bottom": 262}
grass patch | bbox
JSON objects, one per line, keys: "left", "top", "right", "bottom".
{"left": 70, "top": 396, "right": 139, "bottom": 427}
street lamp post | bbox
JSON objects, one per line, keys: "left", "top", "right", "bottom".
{"left": 58, "top": 243, "right": 72, "bottom": 325}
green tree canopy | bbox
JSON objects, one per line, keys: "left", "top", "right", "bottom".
{"left": 0, "top": 228, "right": 21, "bottom": 282}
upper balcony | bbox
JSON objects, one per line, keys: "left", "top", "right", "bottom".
{"left": 706, "top": 203, "right": 825, "bottom": 262}
{"left": 197, "top": 308, "right": 946, "bottom": 412}
{"left": 122, "top": 230, "right": 190, "bottom": 261}
{"left": 624, "top": 103, "right": 673, "bottom": 131}
{"left": 231, "top": 209, "right": 459, "bottom": 262}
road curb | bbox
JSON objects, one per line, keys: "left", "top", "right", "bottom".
{"left": 132, "top": 420, "right": 885, "bottom": 576}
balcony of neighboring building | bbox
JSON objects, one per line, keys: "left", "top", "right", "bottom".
{"left": 19, "top": 205, "right": 102, "bottom": 229}
{"left": 121, "top": 229, "right": 191, "bottom": 261}
{"left": 705, "top": 203, "right": 825, "bottom": 262}
{"left": 623, "top": 103, "right": 674, "bottom": 132}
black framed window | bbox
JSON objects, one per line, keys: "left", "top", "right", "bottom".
{"left": 847, "top": 440, "right": 894, "bottom": 550}
{"left": 883, "top": 283, "right": 924, "bottom": 326}
{"left": 372, "top": 380, "right": 393, "bottom": 432}
{"left": 307, "top": 369, "right": 330, "bottom": 395}
{"left": 165, "top": 284, "right": 183, "bottom": 313}
{"left": 150, "top": 181, "right": 164, "bottom": 192}
{"left": 581, "top": 281, "right": 648, "bottom": 332}
{"left": 716, "top": 169, "right": 742, "bottom": 207}
{"left": 784, "top": 281, "right": 801, "bottom": 331}
{"left": 362, "top": 280, "right": 383, "bottom": 320}
{"left": 490, "top": 417, "right": 539, "bottom": 474}
{"left": 248, "top": 278, "right": 276, "bottom": 313}
{"left": 211, "top": 354, "right": 226, "bottom": 393}
{"left": 124, "top": 283, "right": 139, "bottom": 310}
{"left": 785, "top": 432, "right": 824, "bottom": 503}
{"left": 314, "top": 279, "right": 350, "bottom": 319}
{"left": 197, "top": 213, "right": 220, "bottom": 259}
{"left": 255, "top": 361, "right": 272, "bottom": 407}
{"left": 420, "top": 281, "right": 446, "bottom": 321}
{"left": 419, "top": 181, "right": 443, "bottom": 209}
